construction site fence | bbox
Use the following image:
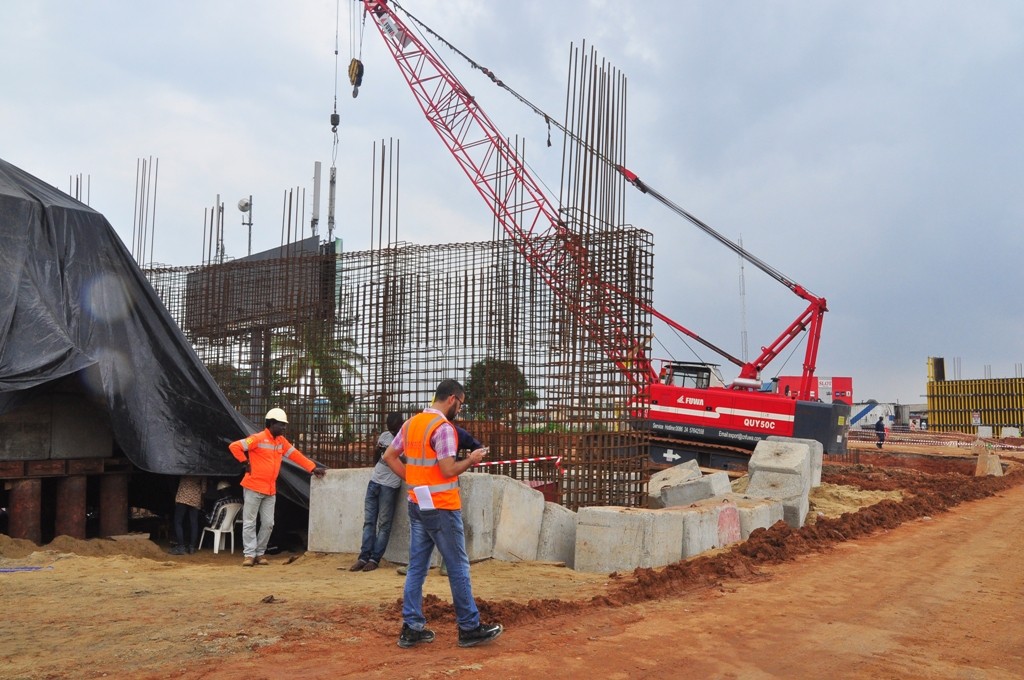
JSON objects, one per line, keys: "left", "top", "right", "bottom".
{"left": 847, "top": 428, "right": 1024, "bottom": 452}
{"left": 926, "top": 377, "right": 1024, "bottom": 437}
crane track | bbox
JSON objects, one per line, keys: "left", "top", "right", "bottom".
{"left": 646, "top": 435, "right": 754, "bottom": 471}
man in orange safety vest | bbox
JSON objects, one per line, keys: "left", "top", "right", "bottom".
{"left": 228, "top": 407, "right": 325, "bottom": 567}
{"left": 382, "top": 379, "right": 503, "bottom": 649}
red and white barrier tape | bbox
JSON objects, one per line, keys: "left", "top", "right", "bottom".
{"left": 473, "top": 455, "right": 562, "bottom": 469}
{"left": 848, "top": 431, "right": 1024, "bottom": 451}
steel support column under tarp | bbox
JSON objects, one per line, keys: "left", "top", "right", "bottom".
{"left": 55, "top": 475, "right": 88, "bottom": 539}
{"left": 99, "top": 474, "right": 128, "bottom": 537}
{"left": 9, "top": 478, "right": 42, "bottom": 543}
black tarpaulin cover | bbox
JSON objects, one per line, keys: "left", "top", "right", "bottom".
{"left": 0, "top": 158, "right": 312, "bottom": 506}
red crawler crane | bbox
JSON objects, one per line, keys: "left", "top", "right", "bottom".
{"left": 357, "top": 0, "right": 849, "bottom": 467}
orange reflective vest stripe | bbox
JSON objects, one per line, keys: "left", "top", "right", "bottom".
{"left": 403, "top": 412, "right": 461, "bottom": 510}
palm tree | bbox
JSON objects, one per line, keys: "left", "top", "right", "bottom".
{"left": 269, "top": 318, "right": 363, "bottom": 437}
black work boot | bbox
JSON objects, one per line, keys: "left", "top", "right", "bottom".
{"left": 457, "top": 622, "right": 503, "bottom": 648}
{"left": 397, "top": 623, "right": 435, "bottom": 648}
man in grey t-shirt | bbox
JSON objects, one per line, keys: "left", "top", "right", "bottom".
{"left": 350, "top": 412, "right": 405, "bottom": 572}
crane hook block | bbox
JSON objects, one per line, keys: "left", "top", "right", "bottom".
{"left": 330, "top": 112, "right": 340, "bottom": 132}
{"left": 349, "top": 58, "right": 365, "bottom": 99}
{"left": 349, "top": 59, "right": 365, "bottom": 87}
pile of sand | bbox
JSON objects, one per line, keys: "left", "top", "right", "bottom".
{"left": 0, "top": 533, "right": 167, "bottom": 561}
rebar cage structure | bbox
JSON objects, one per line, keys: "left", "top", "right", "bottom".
{"left": 145, "top": 224, "right": 653, "bottom": 510}
{"left": 145, "top": 44, "right": 655, "bottom": 509}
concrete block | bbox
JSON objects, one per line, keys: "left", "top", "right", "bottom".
{"left": 647, "top": 460, "right": 702, "bottom": 508}
{"left": 974, "top": 448, "right": 1004, "bottom": 477}
{"left": 685, "top": 498, "right": 742, "bottom": 550}
{"left": 670, "top": 505, "right": 714, "bottom": 559}
{"left": 721, "top": 492, "right": 785, "bottom": 539}
{"left": 746, "top": 470, "right": 808, "bottom": 500}
{"left": 747, "top": 438, "right": 811, "bottom": 531}
{"left": 491, "top": 475, "right": 546, "bottom": 562}
{"left": 659, "top": 472, "right": 731, "bottom": 508}
{"left": 705, "top": 471, "right": 733, "bottom": 496}
{"left": 574, "top": 506, "right": 684, "bottom": 573}
{"left": 1000, "top": 426, "right": 1021, "bottom": 438}
{"left": 308, "top": 468, "right": 373, "bottom": 554}
{"left": 537, "top": 501, "right": 577, "bottom": 568}
{"left": 746, "top": 441, "right": 810, "bottom": 530}
{"left": 768, "top": 436, "right": 823, "bottom": 487}
{"left": 977, "top": 426, "right": 993, "bottom": 438}
{"left": 656, "top": 502, "right": 719, "bottom": 559}
{"left": 461, "top": 473, "right": 496, "bottom": 562}
{"left": 750, "top": 440, "right": 810, "bottom": 480}
{"left": 781, "top": 494, "right": 810, "bottom": 528}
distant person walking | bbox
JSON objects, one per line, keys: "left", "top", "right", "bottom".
{"left": 170, "top": 475, "right": 206, "bottom": 555}
{"left": 229, "top": 408, "right": 326, "bottom": 567}
{"left": 382, "top": 379, "right": 503, "bottom": 649}
{"left": 875, "top": 416, "right": 886, "bottom": 449}
{"left": 349, "top": 412, "right": 405, "bottom": 573}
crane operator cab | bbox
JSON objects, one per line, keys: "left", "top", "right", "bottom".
{"left": 658, "top": 361, "right": 727, "bottom": 390}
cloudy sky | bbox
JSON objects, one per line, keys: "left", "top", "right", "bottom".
{"left": 3, "top": 1, "right": 1023, "bottom": 405}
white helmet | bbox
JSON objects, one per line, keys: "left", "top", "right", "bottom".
{"left": 265, "top": 407, "right": 289, "bottom": 423}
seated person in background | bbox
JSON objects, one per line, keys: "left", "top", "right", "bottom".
{"left": 205, "top": 480, "right": 243, "bottom": 528}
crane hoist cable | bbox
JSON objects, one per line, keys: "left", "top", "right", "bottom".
{"left": 328, "top": 0, "right": 351, "bottom": 167}
{"left": 349, "top": 0, "right": 367, "bottom": 97}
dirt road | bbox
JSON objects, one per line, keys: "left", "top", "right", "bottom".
{"left": 179, "top": 477, "right": 1024, "bottom": 680}
{"left": 2, "top": 454, "right": 1022, "bottom": 679}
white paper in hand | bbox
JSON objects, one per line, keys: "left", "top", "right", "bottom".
{"left": 413, "top": 485, "right": 435, "bottom": 510}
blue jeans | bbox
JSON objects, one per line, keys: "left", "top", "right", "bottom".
{"left": 402, "top": 501, "right": 479, "bottom": 631}
{"left": 241, "top": 488, "right": 275, "bottom": 558}
{"left": 358, "top": 481, "right": 400, "bottom": 563}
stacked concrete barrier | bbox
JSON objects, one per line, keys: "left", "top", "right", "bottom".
{"left": 767, "top": 435, "right": 823, "bottom": 487}
{"left": 647, "top": 460, "right": 702, "bottom": 508}
{"left": 745, "top": 439, "right": 812, "bottom": 528}
{"left": 720, "top": 492, "right": 785, "bottom": 539}
{"left": 490, "top": 474, "right": 545, "bottom": 562}
{"left": 537, "top": 501, "right": 576, "bottom": 567}
{"left": 668, "top": 498, "right": 742, "bottom": 558}
{"left": 310, "top": 466, "right": 797, "bottom": 574}
{"left": 574, "top": 506, "right": 686, "bottom": 572}
{"left": 310, "top": 471, "right": 542, "bottom": 565}
{"left": 575, "top": 496, "right": 750, "bottom": 571}
{"left": 654, "top": 470, "right": 732, "bottom": 509}
{"left": 380, "top": 473, "right": 496, "bottom": 564}
{"left": 973, "top": 441, "right": 1004, "bottom": 477}
{"left": 308, "top": 468, "right": 373, "bottom": 553}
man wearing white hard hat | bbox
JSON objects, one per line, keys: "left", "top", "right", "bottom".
{"left": 228, "top": 408, "right": 326, "bottom": 566}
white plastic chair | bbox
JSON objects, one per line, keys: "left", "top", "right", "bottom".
{"left": 198, "top": 502, "right": 243, "bottom": 554}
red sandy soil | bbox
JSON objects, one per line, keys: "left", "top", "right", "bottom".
{"left": 2, "top": 447, "right": 1022, "bottom": 679}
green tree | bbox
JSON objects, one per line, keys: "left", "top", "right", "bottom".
{"left": 464, "top": 357, "right": 537, "bottom": 422}
{"left": 269, "top": 319, "right": 363, "bottom": 433}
